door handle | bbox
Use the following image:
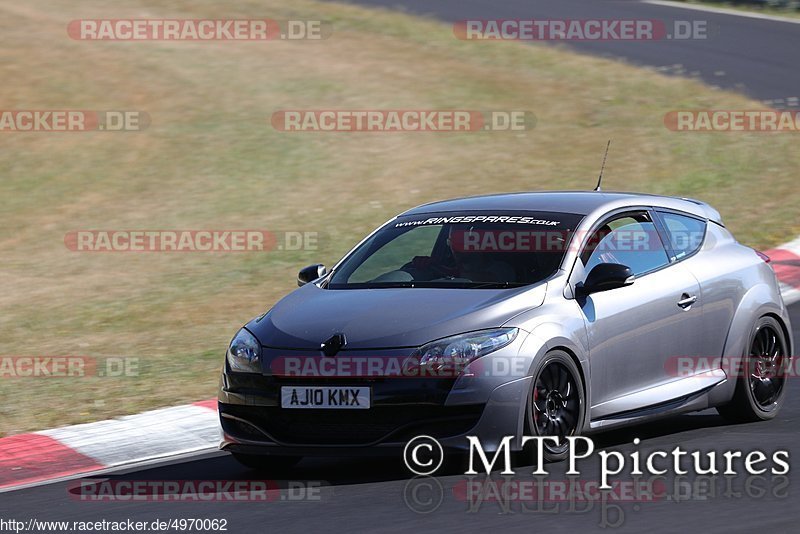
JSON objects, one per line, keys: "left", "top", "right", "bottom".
{"left": 677, "top": 294, "right": 697, "bottom": 309}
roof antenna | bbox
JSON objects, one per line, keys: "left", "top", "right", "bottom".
{"left": 594, "top": 139, "right": 611, "bottom": 191}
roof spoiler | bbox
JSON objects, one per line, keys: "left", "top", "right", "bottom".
{"left": 679, "top": 197, "right": 724, "bottom": 225}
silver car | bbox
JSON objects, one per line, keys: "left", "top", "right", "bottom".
{"left": 219, "top": 191, "right": 793, "bottom": 468}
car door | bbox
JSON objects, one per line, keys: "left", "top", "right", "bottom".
{"left": 575, "top": 209, "right": 704, "bottom": 419}
{"left": 654, "top": 209, "right": 730, "bottom": 361}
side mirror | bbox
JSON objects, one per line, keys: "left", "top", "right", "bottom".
{"left": 578, "top": 263, "right": 635, "bottom": 296}
{"left": 297, "top": 264, "right": 327, "bottom": 286}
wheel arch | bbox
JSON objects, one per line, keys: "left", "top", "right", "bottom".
{"left": 764, "top": 312, "right": 792, "bottom": 357}
{"left": 519, "top": 326, "right": 591, "bottom": 433}
{"left": 715, "top": 283, "right": 790, "bottom": 403}
{"left": 721, "top": 283, "right": 787, "bottom": 361}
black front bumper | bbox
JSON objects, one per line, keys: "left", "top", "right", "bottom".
{"left": 219, "top": 401, "right": 484, "bottom": 449}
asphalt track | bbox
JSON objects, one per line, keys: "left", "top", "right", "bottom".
{"left": 342, "top": 0, "right": 800, "bottom": 105}
{"left": 2, "top": 301, "right": 797, "bottom": 533}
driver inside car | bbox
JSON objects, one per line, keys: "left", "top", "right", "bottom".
{"left": 407, "top": 226, "right": 516, "bottom": 283}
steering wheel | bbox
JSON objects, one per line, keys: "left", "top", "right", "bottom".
{"left": 401, "top": 256, "right": 456, "bottom": 280}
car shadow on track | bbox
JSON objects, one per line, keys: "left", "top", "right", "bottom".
{"left": 67, "top": 410, "right": 754, "bottom": 495}
{"left": 589, "top": 411, "right": 738, "bottom": 449}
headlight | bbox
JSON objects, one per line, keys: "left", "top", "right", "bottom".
{"left": 415, "top": 328, "right": 518, "bottom": 373}
{"left": 226, "top": 328, "right": 262, "bottom": 373}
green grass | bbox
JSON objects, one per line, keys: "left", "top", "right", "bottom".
{"left": 0, "top": 0, "right": 798, "bottom": 435}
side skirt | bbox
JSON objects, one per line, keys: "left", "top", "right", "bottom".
{"left": 588, "top": 373, "right": 727, "bottom": 431}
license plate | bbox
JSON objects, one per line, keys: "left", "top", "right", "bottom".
{"left": 280, "top": 386, "right": 370, "bottom": 409}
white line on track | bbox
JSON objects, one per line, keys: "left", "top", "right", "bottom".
{"left": 642, "top": 0, "right": 800, "bottom": 25}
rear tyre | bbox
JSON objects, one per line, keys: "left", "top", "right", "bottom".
{"left": 526, "top": 350, "right": 585, "bottom": 462}
{"left": 717, "top": 316, "right": 789, "bottom": 423}
{"left": 231, "top": 453, "right": 302, "bottom": 472}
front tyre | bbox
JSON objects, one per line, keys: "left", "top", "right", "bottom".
{"left": 231, "top": 453, "right": 302, "bottom": 472}
{"left": 526, "top": 350, "right": 585, "bottom": 462}
{"left": 717, "top": 316, "right": 789, "bottom": 423}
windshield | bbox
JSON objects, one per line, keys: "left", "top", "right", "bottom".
{"left": 327, "top": 211, "right": 584, "bottom": 289}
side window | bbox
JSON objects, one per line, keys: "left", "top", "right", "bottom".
{"left": 658, "top": 211, "right": 707, "bottom": 261}
{"left": 581, "top": 212, "right": 670, "bottom": 277}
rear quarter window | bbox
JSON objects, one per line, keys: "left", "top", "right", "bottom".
{"left": 658, "top": 211, "right": 707, "bottom": 261}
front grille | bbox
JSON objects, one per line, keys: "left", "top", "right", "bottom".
{"left": 221, "top": 403, "right": 484, "bottom": 445}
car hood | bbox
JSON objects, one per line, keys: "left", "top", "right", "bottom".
{"left": 246, "top": 282, "right": 547, "bottom": 350}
